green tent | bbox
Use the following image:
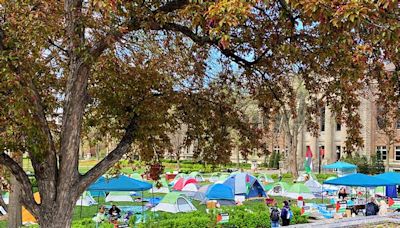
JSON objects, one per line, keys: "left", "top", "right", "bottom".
{"left": 267, "top": 182, "right": 291, "bottom": 196}
{"left": 264, "top": 183, "right": 274, "bottom": 191}
{"left": 209, "top": 172, "right": 220, "bottom": 182}
{"left": 257, "top": 173, "right": 274, "bottom": 183}
{"left": 218, "top": 174, "right": 229, "bottom": 182}
{"left": 151, "top": 192, "right": 196, "bottom": 213}
{"left": 286, "top": 183, "right": 314, "bottom": 199}
{"left": 189, "top": 172, "right": 204, "bottom": 181}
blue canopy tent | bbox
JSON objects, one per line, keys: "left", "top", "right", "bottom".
{"left": 323, "top": 173, "right": 397, "bottom": 187}
{"left": 90, "top": 176, "right": 106, "bottom": 197}
{"left": 88, "top": 175, "right": 152, "bottom": 191}
{"left": 323, "top": 161, "right": 357, "bottom": 177}
{"left": 87, "top": 175, "right": 152, "bottom": 221}
{"left": 375, "top": 172, "right": 400, "bottom": 198}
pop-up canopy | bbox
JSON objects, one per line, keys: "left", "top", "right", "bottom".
{"left": 323, "top": 161, "right": 357, "bottom": 170}
{"left": 88, "top": 175, "right": 152, "bottom": 191}
{"left": 323, "top": 173, "right": 396, "bottom": 187}
{"left": 375, "top": 172, "right": 400, "bottom": 185}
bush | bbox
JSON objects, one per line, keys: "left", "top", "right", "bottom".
{"left": 282, "top": 173, "right": 292, "bottom": 178}
{"left": 290, "top": 206, "right": 309, "bottom": 225}
{"left": 222, "top": 205, "right": 270, "bottom": 228}
{"left": 315, "top": 173, "right": 336, "bottom": 180}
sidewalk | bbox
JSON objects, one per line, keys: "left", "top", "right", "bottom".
{"left": 290, "top": 213, "right": 400, "bottom": 227}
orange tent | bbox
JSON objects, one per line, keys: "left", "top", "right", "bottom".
{"left": 22, "top": 192, "right": 40, "bottom": 223}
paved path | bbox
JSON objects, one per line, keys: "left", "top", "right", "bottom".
{"left": 289, "top": 213, "right": 400, "bottom": 227}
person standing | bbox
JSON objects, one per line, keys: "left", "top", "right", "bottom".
{"left": 280, "top": 201, "right": 292, "bottom": 226}
{"left": 270, "top": 202, "right": 281, "bottom": 227}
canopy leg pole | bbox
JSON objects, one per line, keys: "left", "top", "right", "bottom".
{"left": 141, "top": 191, "right": 144, "bottom": 223}
{"left": 80, "top": 198, "right": 83, "bottom": 218}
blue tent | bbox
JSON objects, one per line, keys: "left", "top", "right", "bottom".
{"left": 375, "top": 172, "right": 400, "bottom": 198}
{"left": 375, "top": 172, "right": 400, "bottom": 184}
{"left": 323, "top": 161, "right": 357, "bottom": 170}
{"left": 323, "top": 173, "right": 396, "bottom": 187}
{"left": 223, "top": 173, "right": 266, "bottom": 198}
{"left": 206, "top": 184, "right": 235, "bottom": 201}
{"left": 88, "top": 175, "right": 152, "bottom": 191}
{"left": 90, "top": 176, "right": 106, "bottom": 197}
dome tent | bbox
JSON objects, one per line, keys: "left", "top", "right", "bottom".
{"left": 189, "top": 172, "right": 204, "bottom": 182}
{"left": 209, "top": 173, "right": 220, "bottom": 183}
{"left": 201, "top": 184, "right": 235, "bottom": 206}
{"left": 257, "top": 173, "right": 274, "bottom": 183}
{"left": 105, "top": 191, "right": 134, "bottom": 202}
{"left": 223, "top": 173, "right": 266, "bottom": 198}
{"left": 149, "top": 178, "right": 170, "bottom": 194}
{"left": 172, "top": 177, "right": 198, "bottom": 191}
{"left": 286, "top": 183, "right": 314, "bottom": 199}
{"left": 151, "top": 192, "right": 197, "bottom": 213}
{"left": 76, "top": 191, "right": 97, "bottom": 206}
{"left": 181, "top": 183, "right": 199, "bottom": 197}
{"left": 130, "top": 172, "right": 143, "bottom": 180}
{"left": 305, "top": 179, "right": 323, "bottom": 193}
{"left": 193, "top": 185, "right": 211, "bottom": 201}
{"left": 267, "top": 182, "right": 291, "bottom": 196}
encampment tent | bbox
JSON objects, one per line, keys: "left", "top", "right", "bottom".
{"left": 305, "top": 179, "right": 323, "bottom": 193}
{"left": 267, "top": 182, "right": 291, "bottom": 196}
{"left": 202, "top": 184, "right": 235, "bottom": 205}
{"left": 209, "top": 173, "right": 220, "bottom": 183}
{"left": 181, "top": 183, "right": 199, "bottom": 197}
{"left": 149, "top": 179, "right": 170, "bottom": 194}
{"left": 223, "top": 173, "right": 266, "bottom": 198}
{"left": 323, "top": 173, "right": 396, "bottom": 187}
{"left": 22, "top": 192, "right": 40, "bottom": 224}
{"left": 257, "top": 173, "right": 274, "bottom": 184}
{"left": 323, "top": 161, "right": 357, "bottom": 177}
{"left": 151, "top": 192, "right": 197, "bottom": 213}
{"left": 286, "top": 183, "right": 314, "bottom": 199}
{"left": 173, "top": 177, "right": 198, "bottom": 191}
{"left": 189, "top": 172, "right": 204, "bottom": 182}
{"left": 105, "top": 191, "right": 134, "bottom": 202}
{"left": 76, "top": 191, "right": 97, "bottom": 206}
{"left": 88, "top": 175, "right": 152, "bottom": 192}
{"left": 170, "top": 173, "right": 188, "bottom": 185}
{"left": 193, "top": 185, "right": 211, "bottom": 201}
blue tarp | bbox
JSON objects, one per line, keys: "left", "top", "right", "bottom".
{"left": 323, "top": 161, "right": 357, "bottom": 170}
{"left": 88, "top": 175, "right": 152, "bottom": 191}
{"left": 323, "top": 173, "right": 397, "bottom": 187}
{"left": 206, "top": 184, "right": 235, "bottom": 201}
{"left": 375, "top": 172, "right": 400, "bottom": 185}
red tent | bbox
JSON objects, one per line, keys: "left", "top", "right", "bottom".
{"left": 172, "top": 177, "right": 198, "bottom": 191}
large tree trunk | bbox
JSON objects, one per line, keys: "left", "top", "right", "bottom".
{"left": 37, "top": 201, "right": 75, "bottom": 228}
{"left": 8, "top": 154, "right": 22, "bottom": 228}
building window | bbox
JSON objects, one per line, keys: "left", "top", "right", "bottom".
{"left": 320, "top": 107, "right": 325, "bottom": 132}
{"left": 336, "top": 123, "right": 341, "bottom": 131}
{"left": 336, "top": 146, "right": 341, "bottom": 161}
{"left": 396, "top": 147, "right": 400, "bottom": 161}
{"left": 273, "top": 146, "right": 280, "bottom": 153}
{"left": 376, "top": 146, "right": 387, "bottom": 160}
{"left": 397, "top": 120, "right": 400, "bottom": 129}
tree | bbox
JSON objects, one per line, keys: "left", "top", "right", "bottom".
{"left": 0, "top": 0, "right": 399, "bottom": 227}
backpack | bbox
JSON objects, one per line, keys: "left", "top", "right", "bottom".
{"left": 366, "top": 203, "right": 377, "bottom": 216}
{"left": 270, "top": 208, "right": 280, "bottom": 221}
{"left": 287, "top": 209, "right": 293, "bottom": 219}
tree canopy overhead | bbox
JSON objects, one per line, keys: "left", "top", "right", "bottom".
{"left": 0, "top": 0, "right": 399, "bottom": 226}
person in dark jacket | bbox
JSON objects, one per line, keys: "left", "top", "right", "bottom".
{"left": 270, "top": 202, "right": 281, "bottom": 227}
{"left": 365, "top": 197, "right": 379, "bottom": 216}
{"left": 280, "top": 201, "right": 291, "bottom": 226}
{"left": 108, "top": 205, "right": 121, "bottom": 221}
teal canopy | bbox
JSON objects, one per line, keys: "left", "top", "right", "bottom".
{"left": 323, "top": 173, "right": 396, "bottom": 187}
{"left": 375, "top": 172, "right": 400, "bottom": 185}
{"left": 88, "top": 175, "right": 152, "bottom": 191}
{"left": 323, "top": 161, "right": 357, "bottom": 170}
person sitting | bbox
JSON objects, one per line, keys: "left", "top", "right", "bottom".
{"left": 108, "top": 205, "right": 121, "bottom": 222}
{"left": 338, "top": 187, "right": 348, "bottom": 199}
{"left": 92, "top": 205, "right": 106, "bottom": 223}
{"left": 378, "top": 200, "right": 388, "bottom": 216}
{"left": 365, "top": 197, "right": 379, "bottom": 216}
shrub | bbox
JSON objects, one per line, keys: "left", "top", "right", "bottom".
{"left": 222, "top": 205, "right": 270, "bottom": 228}
{"left": 290, "top": 206, "right": 308, "bottom": 225}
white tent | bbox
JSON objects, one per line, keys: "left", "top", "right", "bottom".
{"left": 305, "top": 179, "right": 323, "bottom": 193}
{"left": 105, "top": 191, "right": 134, "bottom": 202}
{"left": 76, "top": 192, "right": 97, "bottom": 206}
{"left": 181, "top": 183, "right": 198, "bottom": 197}
{"left": 181, "top": 183, "right": 198, "bottom": 192}
{"left": 152, "top": 192, "right": 196, "bottom": 213}
{"left": 149, "top": 186, "right": 170, "bottom": 194}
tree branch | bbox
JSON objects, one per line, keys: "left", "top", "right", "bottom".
{"left": 0, "top": 153, "right": 39, "bottom": 216}
{"left": 154, "top": 0, "right": 189, "bottom": 14}
{"left": 77, "top": 116, "right": 138, "bottom": 193}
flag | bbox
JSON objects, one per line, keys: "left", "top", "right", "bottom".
{"left": 304, "top": 146, "right": 313, "bottom": 173}
{"left": 319, "top": 148, "right": 325, "bottom": 159}
{"left": 389, "top": 197, "right": 394, "bottom": 207}
{"left": 245, "top": 174, "right": 251, "bottom": 193}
